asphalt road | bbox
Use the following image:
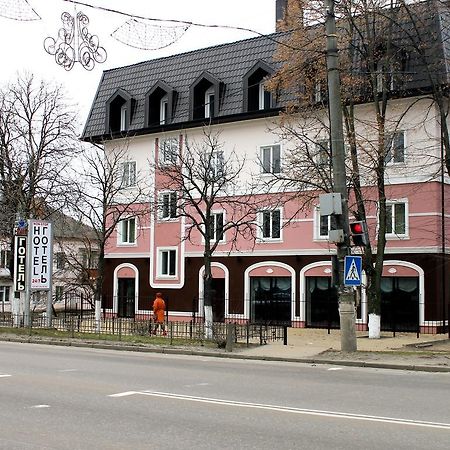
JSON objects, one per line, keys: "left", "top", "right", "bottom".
{"left": 0, "top": 341, "right": 449, "bottom": 450}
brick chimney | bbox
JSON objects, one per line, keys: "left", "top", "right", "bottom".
{"left": 276, "top": 0, "right": 288, "bottom": 31}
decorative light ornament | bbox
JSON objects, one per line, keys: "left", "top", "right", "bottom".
{"left": 0, "top": 0, "right": 40, "bottom": 21}
{"left": 44, "top": 10, "right": 107, "bottom": 71}
{"left": 111, "top": 18, "right": 190, "bottom": 50}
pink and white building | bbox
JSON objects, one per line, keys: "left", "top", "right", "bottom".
{"left": 82, "top": 1, "right": 450, "bottom": 332}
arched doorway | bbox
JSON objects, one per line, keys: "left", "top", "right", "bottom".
{"left": 245, "top": 262, "right": 295, "bottom": 326}
{"left": 380, "top": 261, "right": 423, "bottom": 332}
{"left": 114, "top": 264, "right": 139, "bottom": 318}
{"left": 198, "top": 263, "right": 229, "bottom": 322}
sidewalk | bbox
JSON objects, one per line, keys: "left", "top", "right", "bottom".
{"left": 237, "top": 329, "right": 450, "bottom": 372}
{"left": 1, "top": 329, "right": 449, "bottom": 372}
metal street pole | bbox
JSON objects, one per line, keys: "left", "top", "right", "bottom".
{"left": 325, "top": 0, "right": 357, "bottom": 351}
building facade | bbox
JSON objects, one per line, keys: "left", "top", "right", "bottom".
{"left": 82, "top": 1, "right": 450, "bottom": 332}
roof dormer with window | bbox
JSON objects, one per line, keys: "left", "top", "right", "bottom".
{"left": 243, "top": 60, "right": 275, "bottom": 112}
{"left": 105, "top": 89, "right": 134, "bottom": 134}
{"left": 145, "top": 81, "right": 176, "bottom": 127}
{"left": 189, "top": 71, "right": 223, "bottom": 121}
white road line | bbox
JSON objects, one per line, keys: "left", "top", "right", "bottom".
{"left": 0, "top": 374, "right": 12, "bottom": 378}
{"left": 109, "top": 390, "right": 450, "bottom": 430}
{"left": 58, "top": 369, "right": 78, "bottom": 372}
{"left": 108, "top": 391, "right": 139, "bottom": 397}
{"left": 29, "top": 405, "right": 50, "bottom": 409}
{"left": 328, "top": 368, "right": 343, "bottom": 371}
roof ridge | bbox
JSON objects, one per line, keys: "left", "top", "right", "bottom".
{"left": 102, "top": 31, "right": 284, "bottom": 74}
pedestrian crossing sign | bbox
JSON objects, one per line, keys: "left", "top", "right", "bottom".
{"left": 344, "top": 256, "right": 362, "bottom": 286}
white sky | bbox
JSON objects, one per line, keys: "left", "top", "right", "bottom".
{"left": 0, "top": 0, "right": 277, "bottom": 133}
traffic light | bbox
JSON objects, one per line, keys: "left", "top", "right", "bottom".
{"left": 349, "top": 221, "right": 369, "bottom": 246}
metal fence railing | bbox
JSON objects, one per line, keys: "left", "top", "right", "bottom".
{"left": 0, "top": 313, "right": 288, "bottom": 347}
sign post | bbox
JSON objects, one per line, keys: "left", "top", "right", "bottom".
{"left": 13, "top": 219, "right": 28, "bottom": 326}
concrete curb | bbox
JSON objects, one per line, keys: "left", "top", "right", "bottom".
{"left": 2, "top": 335, "right": 449, "bottom": 373}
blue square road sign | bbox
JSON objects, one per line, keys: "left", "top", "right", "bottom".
{"left": 344, "top": 256, "right": 362, "bottom": 286}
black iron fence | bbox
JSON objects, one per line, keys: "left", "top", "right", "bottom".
{"left": 0, "top": 312, "right": 287, "bottom": 346}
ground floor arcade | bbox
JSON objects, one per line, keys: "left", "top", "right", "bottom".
{"left": 102, "top": 253, "right": 450, "bottom": 334}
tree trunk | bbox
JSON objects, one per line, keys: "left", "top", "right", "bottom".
{"left": 203, "top": 252, "right": 214, "bottom": 339}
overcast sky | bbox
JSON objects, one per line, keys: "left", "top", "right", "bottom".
{"left": 1, "top": 0, "right": 277, "bottom": 132}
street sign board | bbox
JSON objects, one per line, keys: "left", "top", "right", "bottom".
{"left": 344, "top": 255, "right": 362, "bottom": 286}
{"left": 13, "top": 235, "right": 27, "bottom": 292}
{"left": 29, "top": 220, "right": 53, "bottom": 290}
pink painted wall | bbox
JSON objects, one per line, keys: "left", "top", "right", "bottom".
{"left": 248, "top": 266, "right": 292, "bottom": 277}
{"left": 117, "top": 267, "right": 135, "bottom": 278}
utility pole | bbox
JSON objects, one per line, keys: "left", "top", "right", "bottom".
{"left": 325, "top": 0, "right": 357, "bottom": 351}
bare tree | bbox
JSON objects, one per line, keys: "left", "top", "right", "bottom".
{"left": 68, "top": 142, "right": 151, "bottom": 307}
{"left": 270, "top": 0, "right": 446, "bottom": 336}
{"left": 0, "top": 73, "right": 79, "bottom": 276}
{"left": 155, "top": 129, "right": 271, "bottom": 337}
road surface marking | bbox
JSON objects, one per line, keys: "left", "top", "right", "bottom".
{"left": 183, "top": 382, "right": 210, "bottom": 387}
{"left": 109, "top": 390, "right": 450, "bottom": 430}
{"left": 29, "top": 405, "right": 50, "bottom": 409}
{"left": 0, "top": 374, "right": 12, "bottom": 378}
{"left": 328, "top": 367, "right": 343, "bottom": 371}
{"left": 58, "top": 369, "right": 78, "bottom": 372}
{"left": 108, "top": 391, "right": 139, "bottom": 397}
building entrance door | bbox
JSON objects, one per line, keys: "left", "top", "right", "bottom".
{"left": 306, "top": 277, "right": 339, "bottom": 329}
{"left": 211, "top": 278, "right": 225, "bottom": 322}
{"left": 250, "top": 277, "right": 291, "bottom": 325}
{"left": 117, "top": 278, "right": 135, "bottom": 318}
{"left": 381, "top": 277, "right": 419, "bottom": 332}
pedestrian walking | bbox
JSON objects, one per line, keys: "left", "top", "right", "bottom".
{"left": 152, "top": 292, "right": 167, "bottom": 335}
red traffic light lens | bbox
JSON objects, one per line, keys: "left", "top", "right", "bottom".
{"left": 351, "top": 223, "right": 363, "bottom": 233}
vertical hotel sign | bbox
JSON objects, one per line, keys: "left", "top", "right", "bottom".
{"left": 30, "top": 220, "right": 53, "bottom": 290}
{"left": 13, "top": 235, "right": 27, "bottom": 291}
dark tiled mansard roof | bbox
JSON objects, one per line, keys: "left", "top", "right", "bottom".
{"left": 82, "top": 33, "right": 281, "bottom": 140}
{"left": 82, "top": 3, "right": 450, "bottom": 141}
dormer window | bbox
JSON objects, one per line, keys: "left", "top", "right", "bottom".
{"left": 205, "top": 87, "right": 215, "bottom": 119}
{"left": 258, "top": 82, "right": 271, "bottom": 110}
{"left": 160, "top": 96, "right": 168, "bottom": 125}
{"left": 145, "top": 81, "right": 176, "bottom": 128}
{"left": 243, "top": 61, "right": 275, "bottom": 113}
{"left": 120, "top": 104, "right": 128, "bottom": 131}
{"left": 190, "top": 72, "right": 222, "bottom": 121}
{"left": 105, "top": 89, "right": 134, "bottom": 134}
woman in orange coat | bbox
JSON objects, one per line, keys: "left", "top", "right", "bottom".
{"left": 152, "top": 292, "right": 166, "bottom": 335}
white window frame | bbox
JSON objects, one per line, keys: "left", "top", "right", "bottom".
{"left": 55, "top": 252, "right": 66, "bottom": 270}
{"left": 0, "top": 285, "right": 10, "bottom": 303}
{"left": 314, "top": 207, "right": 332, "bottom": 240}
{"left": 120, "top": 104, "right": 128, "bottom": 131}
{"left": 385, "top": 199, "right": 409, "bottom": 239}
{"left": 315, "top": 139, "right": 331, "bottom": 167}
{"left": 204, "top": 87, "right": 215, "bottom": 119}
{"left": 157, "top": 247, "right": 177, "bottom": 278}
{"left": 385, "top": 131, "right": 406, "bottom": 165}
{"left": 55, "top": 285, "right": 64, "bottom": 302}
{"left": 160, "top": 96, "right": 168, "bottom": 125}
{"left": 260, "top": 144, "right": 281, "bottom": 174}
{"left": 258, "top": 208, "right": 282, "bottom": 241}
{"left": 258, "top": 81, "right": 271, "bottom": 110}
{"left": 209, "top": 211, "right": 225, "bottom": 243}
{"left": 0, "top": 249, "right": 10, "bottom": 269}
{"left": 118, "top": 217, "right": 137, "bottom": 245}
{"left": 376, "top": 61, "right": 394, "bottom": 93}
{"left": 314, "top": 81, "right": 322, "bottom": 103}
{"left": 208, "top": 150, "right": 224, "bottom": 178}
{"left": 158, "top": 191, "right": 178, "bottom": 220}
{"left": 159, "top": 137, "right": 179, "bottom": 165}
{"left": 121, "top": 161, "right": 136, "bottom": 188}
